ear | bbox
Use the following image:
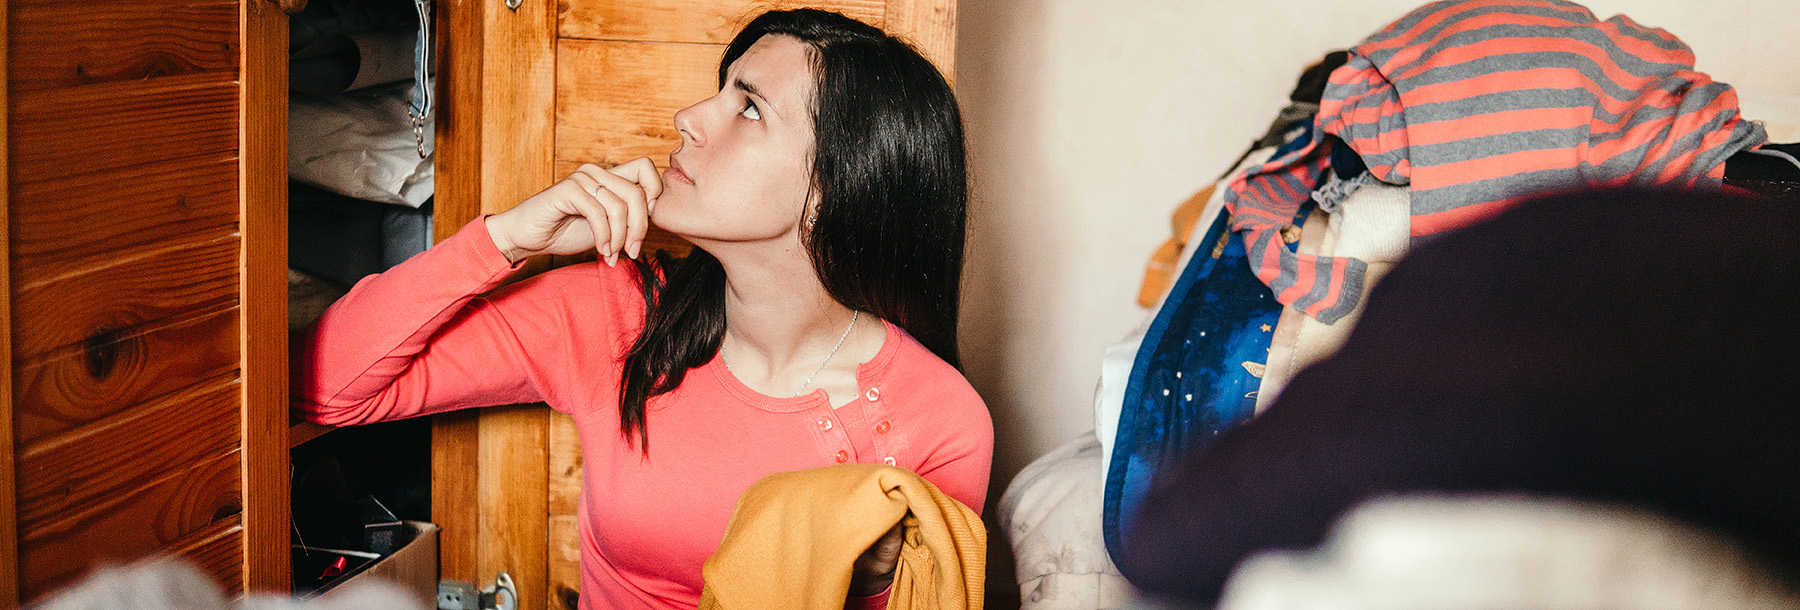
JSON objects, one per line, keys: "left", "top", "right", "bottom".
{"left": 802, "top": 187, "right": 823, "bottom": 228}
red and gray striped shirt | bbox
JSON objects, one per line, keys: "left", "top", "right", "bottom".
{"left": 1225, "top": 0, "right": 1767, "bottom": 323}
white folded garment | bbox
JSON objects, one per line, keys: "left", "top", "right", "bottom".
{"left": 290, "top": 80, "right": 434, "bottom": 208}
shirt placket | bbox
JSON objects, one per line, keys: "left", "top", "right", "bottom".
{"left": 858, "top": 385, "right": 897, "bottom": 468}
{"left": 812, "top": 408, "right": 853, "bottom": 464}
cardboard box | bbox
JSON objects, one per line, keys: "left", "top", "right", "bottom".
{"left": 302, "top": 520, "right": 439, "bottom": 606}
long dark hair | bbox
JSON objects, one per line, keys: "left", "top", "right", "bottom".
{"left": 616, "top": 9, "right": 968, "bottom": 452}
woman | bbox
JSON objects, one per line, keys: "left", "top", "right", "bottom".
{"left": 298, "top": 9, "right": 992, "bottom": 610}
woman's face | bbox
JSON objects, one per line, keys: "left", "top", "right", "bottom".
{"left": 652, "top": 35, "right": 817, "bottom": 244}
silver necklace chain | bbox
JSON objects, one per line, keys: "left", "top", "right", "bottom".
{"left": 720, "top": 310, "right": 860, "bottom": 397}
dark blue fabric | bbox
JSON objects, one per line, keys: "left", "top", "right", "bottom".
{"left": 1102, "top": 190, "right": 1313, "bottom": 564}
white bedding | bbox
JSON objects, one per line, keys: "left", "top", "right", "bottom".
{"left": 999, "top": 435, "right": 1132, "bottom": 610}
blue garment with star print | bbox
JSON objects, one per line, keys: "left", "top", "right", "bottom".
{"left": 1101, "top": 196, "right": 1311, "bottom": 563}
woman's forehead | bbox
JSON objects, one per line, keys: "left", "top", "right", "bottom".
{"left": 727, "top": 35, "right": 815, "bottom": 108}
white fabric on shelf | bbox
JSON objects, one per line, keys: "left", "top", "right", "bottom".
{"left": 290, "top": 80, "right": 434, "bottom": 208}
{"left": 999, "top": 434, "right": 1133, "bottom": 610}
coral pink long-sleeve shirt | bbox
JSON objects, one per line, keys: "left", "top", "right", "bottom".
{"left": 296, "top": 216, "right": 994, "bottom": 610}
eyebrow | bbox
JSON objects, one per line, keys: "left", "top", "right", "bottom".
{"left": 733, "top": 79, "right": 777, "bottom": 117}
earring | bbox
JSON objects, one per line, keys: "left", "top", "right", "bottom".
{"left": 806, "top": 216, "right": 818, "bottom": 227}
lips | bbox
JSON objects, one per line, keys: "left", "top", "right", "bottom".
{"left": 665, "top": 157, "right": 695, "bottom": 185}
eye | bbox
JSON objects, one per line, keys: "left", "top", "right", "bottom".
{"left": 741, "top": 100, "right": 761, "bottom": 121}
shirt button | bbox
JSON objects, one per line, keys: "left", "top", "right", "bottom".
{"left": 875, "top": 421, "right": 891, "bottom": 434}
{"left": 882, "top": 457, "right": 896, "bottom": 466}
{"left": 835, "top": 450, "right": 849, "bottom": 463}
{"left": 865, "top": 387, "right": 881, "bottom": 402}
{"left": 817, "top": 418, "right": 833, "bottom": 431}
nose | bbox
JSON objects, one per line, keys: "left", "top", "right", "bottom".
{"left": 673, "top": 101, "right": 704, "bottom": 147}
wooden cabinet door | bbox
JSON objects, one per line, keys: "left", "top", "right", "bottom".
{"left": 2, "top": 0, "right": 290, "bottom": 601}
{"left": 428, "top": 1, "right": 955, "bottom": 608}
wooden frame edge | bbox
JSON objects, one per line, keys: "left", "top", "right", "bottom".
{"left": 433, "top": 2, "right": 557, "bottom": 607}
{"left": 240, "top": 0, "right": 291, "bottom": 594}
{"left": 1, "top": 0, "right": 19, "bottom": 602}
{"left": 432, "top": 0, "right": 485, "bottom": 587}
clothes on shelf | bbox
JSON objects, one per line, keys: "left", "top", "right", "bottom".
{"left": 288, "top": 0, "right": 433, "bottom": 207}
{"left": 291, "top": 82, "right": 435, "bottom": 208}
{"left": 290, "top": 182, "right": 433, "bottom": 289}
{"left": 287, "top": 0, "right": 436, "bottom": 338}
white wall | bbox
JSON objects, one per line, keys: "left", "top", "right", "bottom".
{"left": 955, "top": 0, "right": 1800, "bottom": 508}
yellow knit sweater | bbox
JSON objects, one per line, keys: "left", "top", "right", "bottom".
{"left": 698, "top": 465, "right": 985, "bottom": 610}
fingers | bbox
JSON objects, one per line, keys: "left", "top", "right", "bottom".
{"left": 875, "top": 522, "right": 904, "bottom": 564}
{"left": 608, "top": 157, "right": 664, "bottom": 206}
{"left": 857, "top": 522, "right": 904, "bottom": 572}
{"left": 603, "top": 158, "right": 662, "bottom": 259}
{"left": 574, "top": 162, "right": 654, "bottom": 262}
{"left": 562, "top": 171, "right": 622, "bottom": 265}
{"left": 848, "top": 521, "right": 905, "bottom": 596}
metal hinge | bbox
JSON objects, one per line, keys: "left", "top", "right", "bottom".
{"left": 438, "top": 572, "right": 518, "bottom": 610}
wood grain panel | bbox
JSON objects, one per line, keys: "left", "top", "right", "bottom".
{"left": 435, "top": 1, "right": 558, "bottom": 607}
{"left": 551, "top": 160, "right": 585, "bottom": 186}
{"left": 13, "top": 309, "right": 239, "bottom": 443}
{"left": 479, "top": 405, "right": 550, "bottom": 610}
{"left": 9, "top": 155, "right": 238, "bottom": 280}
{"left": 548, "top": 411, "right": 581, "bottom": 515}
{"left": 424, "top": 0, "right": 496, "bottom": 586}
{"left": 11, "top": 236, "right": 238, "bottom": 362}
{"left": 555, "top": 39, "right": 719, "bottom": 166}
{"left": 558, "top": 0, "right": 883, "bottom": 44}
{"left": 16, "top": 379, "right": 240, "bottom": 527}
{"left": 164, "top": 519, "right": 246, "bottom": 597}
{"left": 433, "top": 0, "right": 558, "bottom": 239}
{"left": 433, "top": 409, "right": 480, "bottom": 585}
{"left": 1, "top": 0, "right": 17, "bottom": 602}
{"left": 241, "top": 0, "right": 291, "bottom": 593}
{"left": 9, "top": 72, "right": 236, "bottom": 185}
{"left": 7, "top": 0, "right": 239, "bottom": 92}
{"left": 431, "top": 0, "right": 486, "bottom": 243}
{"left": 884, "top": 0, "right": 956, "bottom": 82}
{"left": 18, "top": 450, "right": 242, "bottom": 599}
{"left": 548, "top": 515, "right": 581, "bottom": 610}
{"left": 290, "top": 420, "right": 333, "bottom": 448}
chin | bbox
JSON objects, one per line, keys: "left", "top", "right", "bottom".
{"left": 646, "top": 200, "right": 693, "bottom": 235}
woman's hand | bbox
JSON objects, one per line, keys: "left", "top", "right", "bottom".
{"left": 848, "top": 522, "right": 904, "bottom": 597}
{"left": 486, "top": 158, "right": 663, "bottom": 266}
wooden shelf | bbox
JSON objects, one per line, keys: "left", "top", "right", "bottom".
{"left": 289, "top": 421, "right": 335, "bottom": 449}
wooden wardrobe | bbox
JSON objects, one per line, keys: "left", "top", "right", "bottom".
{"left": 0, "top": 0, "right": 954, "bottom": 608}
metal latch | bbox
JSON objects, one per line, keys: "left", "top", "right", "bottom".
{"left": 408, "top": 0, "right": 434, "bottom": 159}
{"left": 438, "top": 572, "right": 518, "bottom": 610}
